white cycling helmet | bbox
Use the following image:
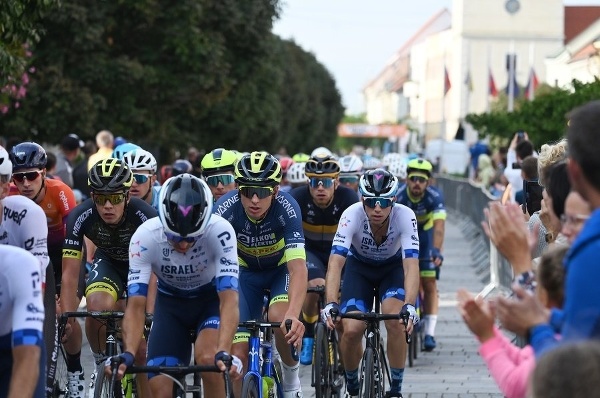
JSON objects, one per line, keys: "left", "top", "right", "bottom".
{"left": 287, "top": 162, "right": 308, "bottom": 184}
{"left": 310, "top": 146, "right": 333, "bottom": 158}
{"left": 387, "top": 157, "right": 408, "bottom": 180}
{"left": 362, "top": 155, "right": 383, "bottom": 170}
{"left": 0, "top": 146, "right": 12, "bottom": 177}
{"left": 339, "top": 155, "right": 363, "bottom": 174}
{"left": 122, "top": 148, "right": 158, "bottom": 173}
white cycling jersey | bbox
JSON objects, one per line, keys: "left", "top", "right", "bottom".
{"left": 0, "top": 245, "right": 45, "bottom": 348}
{"left": 331, "top": 202, "right": 420, "bottom": 264}
{"left": 128, "top": 215, "right": 239, "bottom": 298}
{"left": 0, "top": 195, "right": 49, "bottom": 280}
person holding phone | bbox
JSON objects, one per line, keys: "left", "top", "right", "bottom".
{"left": 504, "top": 132, "right": 535, "bottom": 203}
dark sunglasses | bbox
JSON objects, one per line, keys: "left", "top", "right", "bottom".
{"left": 408, "top": 176, "right": 428, "bottom": 184}
{"left": 92, "top": 192, "right": 127, "bottom": 205}
{"left": 12, "top": 170, "right": 42, "bottom": 183}
{"left": 363, "top": 197, "right": 395, "bottom": 209}
{"left": 206, "top": 174, "right": 235, "bottom": 187}
{"left": 133, "top": 174, "right": 151, "bottom": 184}
{"left": 239, "top": 186, "right": 274, "bottom": 199}
{"left": 165, "top": 232, "right": 197, "bottom": 243}
{"left": 309, "top": 177, "right": 335, "bottom": 188}
{"left": 339, "top": 176, "right": 359, "bottom": 184}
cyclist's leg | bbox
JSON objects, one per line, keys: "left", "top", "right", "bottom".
{"left": 300, "top": 251, "right": 326, "bottom": 365}
{"left": 419, "top": 229, "right": 439, "bottom": 351}
{"left": 147, "top": 292, "right": 193, "bottom": 397}
{"left": 338, "top": 256, "right": 372, "bottom": 396}
{"left": 380, "top": 263, "right": 407, "bottom": 396}
{"left": 194, "top": 290, "right": 225, "bottom": 398}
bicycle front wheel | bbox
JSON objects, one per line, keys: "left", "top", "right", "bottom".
{"left": 313, "top": 322, "right": 331, "bottom": 398}
{"left": 240, "top": 375, "right": 260, "bottom": 398}
{"left": 359, "top": 348, "right": 375, "bottom": 398}
{"left": 93, "top": 369, "right": 123, "bottom": 398}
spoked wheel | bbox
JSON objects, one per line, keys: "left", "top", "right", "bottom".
{"left": 240, "top": 375, "right": 260, "bottom": 398}
{"left": 93, "top": 370, "right": 123, "bottom": 398}
{"left": 314, "top": 322, "right": 332, "bottom": 398}
{"left": 359, "top": 348, "right": 375, "bottom": 398}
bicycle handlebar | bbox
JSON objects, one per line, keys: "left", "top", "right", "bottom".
{"left": 285, "top": 319, "right": 299, "bottom": 361}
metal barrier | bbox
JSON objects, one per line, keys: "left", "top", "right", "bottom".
{"left": 435, "top": 176, "right": 514, "bottom": 297}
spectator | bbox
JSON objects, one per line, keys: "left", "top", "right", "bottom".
{"left": 54, "top": 133, "right": 84, "bottom": 187}
{"left": 87, "top": 130, "right": 114, "bottom": 170}
{"left": 519, "top": 156, "right": 540, "bottom": 216}
{"left": 45, "top": 151, "right": 61, "bottom": 181}
{"left": 72, "top": 140, "right": 96, "bottom": 200}
{"left": 475, "top": 153, "right": 495, "bottom": 190}
{"left": 504, "top": 132, "right": 534, "bottom": 203}
{"left": 469, "top": 138, "right": 489, "bottom": 179}
{"left": 560, "top": 191, "right": 591, "bottom": 245}
{"left": 187, "top": 146, "right": 203, "bottom": 177}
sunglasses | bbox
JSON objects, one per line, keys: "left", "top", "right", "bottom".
{"left": 206, "top": 174, "right": 235, "bottom": 187}
{"left": 408, "top": 176, "right": 428, "bottom": 184}
{"left": 363, "top": 197, "right": 395, "bottom": 209}
{"left": 309, "top": 177, "right": 335, "bottom": 188}
{"left": 339, "top": 176, "right": 359, "bottom": 184}
{"left": 239, "top": 186, "right": 274, "bottom": 199}
{"left": 12, "top": 170, "right": 42, "bottom": 183}
{"left": 92, "top": 192, "right": 127, "bottom": 205}
{"left": 133, "top": 174, "right": 151, "bottom": 184}
{"left": 165, "top": 232, "right": 197, "bottom": 243}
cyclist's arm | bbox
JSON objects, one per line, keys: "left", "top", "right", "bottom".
{"left": 145, "top": 273, "right": 158, "bottom": 314}
{"left": 60, "top": 256, "right": 83, "bottom": 313}
{"left": 285, "top": 257, "right": 308, "bottom": 319}
{"left": 432, "top": 218, "right": 445, "bottom": 265}
{"left": 216, "top": 289, "right": 239, "bottom": 353}
{"left": 9, "top": 345, "right": 40, "bottom": 398}
{"left": 402, "top": 257, "right": 420, "bottom": 306}
{"left": 325, "top": 254, "right": 345, "bottom": 303}
{"left": 122, "top": 295, "right": 146, "bottom": 356}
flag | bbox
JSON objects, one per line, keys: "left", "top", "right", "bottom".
{"left": 505, "top": 74, "right": 520, "bottom": 97}
{"left": 488, "top": 68, "right": 498, "bottom": 97}
{"left": 525, "top": 67, "right": 539, "bottom": 100}
{"left": 464, "top": 70, "right": 473, "bottom": 92}
{"left": 444, "top": 66, "right": 451, "bottom": 96}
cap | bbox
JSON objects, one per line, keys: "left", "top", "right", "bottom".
{"left": 61, "top": 134, "right": 84, "bottom": 151}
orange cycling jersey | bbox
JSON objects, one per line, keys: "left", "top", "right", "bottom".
{"left": 10, "top": 178, "right": 76, "bottom": 248}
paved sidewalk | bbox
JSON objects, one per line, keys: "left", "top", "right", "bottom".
{"left": 299, "top": 211, "right": 503, "bottom": 397}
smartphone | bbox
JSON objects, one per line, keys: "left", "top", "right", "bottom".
{"left": 516, "top": 131, "right": 525, "bottom": 143}
{"left": 523, "top": 180, "right": 543, "bottom": 216}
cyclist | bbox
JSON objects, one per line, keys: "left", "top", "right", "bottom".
{"left": 201, "top": 148, "right": 238, "bottom": 202}
{"left": 107, "top": 174, "right": 242, "bottom": 397}
{"left": 213, "top": 151, "right": 307, "bottom": 398}
{"left": 0, "top": 245, "right": 45, "bottom": 398}
{"left": 278, "top": 156, "right": 294, "bottom": 192}
{"left": 287, "top": 162, "right": 308, "bottom": 189}
{"left": 322, "top": 168, "right": 420, "bottom": 398}
{"left": 60, "top": 158, "right": 158, "bottom": 397}
{"left": 395, "top": 158, "right": 446, "bottom": 352}
{"left": 122, "top": 148, "right": 161, "bottom": 209}
{"left": 338, "top": 154, "right": 363, "bottom": 193}
{"left": 111, "top": 142, "right": 141, "bottom": 161}
{"left": 289, "top": 153, "right": 358, "bottom": 365}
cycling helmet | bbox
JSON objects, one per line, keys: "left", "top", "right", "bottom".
{"left": 0, "top": 146, "right": 12, "bottom": 176}
{"left": 159, "top": 174, "right": 213, "bottom": 238}
{"left": 287, "top": 162, "right": 308, "bottom": 184}
{"left": 122, "top": 148, "right": 157, "bottom": 173}
{"left": 234, "top": 151, "right": 281, "bottom": 187}
{"left": 292, "top": 153, "right": 310, "bottom": 163}
{"left": 339, "top": 155, "right": 363, "bottom": 174}
{"left": 113, "top": 136, "right": 128, "bottom": 148}
{"left": 310, "top": 147, "right": 333, "bottom": 158}
{"left": 305, "top": 154, "right": 340, "bottom": 178}
{"left": 362, "top": 155, "right": 383, "bottom": 170}
{"left": 201, "top": 148, "right": 238, "bottom": 176}
{"left": 388, "top": 157, "right": 408, "bottom": 180}
{"left": 171, "top": 159, "right": 193, "bottom": 176}
{"left": 9, "top": 142, "right": 47, "bottom": 171}
{"left": 359, "top": 168, "right": 399, "bottom": 198}
{"left": 88, "top": 158, "right": 133, "bottom": 192}
{"left": 112, "top": 143, "right": 141, "bottom": 160}
{"left": 406, "top": 158, "right": 433, "bottom": 178}
{"left": 278, "top": 156, "right": 294, "bottom": 174}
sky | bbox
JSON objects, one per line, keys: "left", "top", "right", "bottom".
{"left": 273, "top": 0, "right": 600, "bottom": 115}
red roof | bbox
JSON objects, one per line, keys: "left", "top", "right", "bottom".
{"left": 565, "top": 6, "right": 600, "bottom": 44}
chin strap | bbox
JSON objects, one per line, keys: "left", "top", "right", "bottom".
{"left": 31, "top": 178, "right": 46, "bottom": 203}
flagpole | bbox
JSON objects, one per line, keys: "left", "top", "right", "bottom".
{"left": 486, "top": 46, "right": 491, "bottom": 113}
{"left": 528, "top": 42, "right": 535, "bottom": 100}
{"left": 463, "top": 39, "right": 471, "bottom": 118}
{"left": 508, "top": 40, "right": 515, "bottom": 112}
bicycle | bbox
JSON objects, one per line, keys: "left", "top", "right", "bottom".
{"left": 308, "top": 285, "right": 343, "bottom": 398}
{"left": 333, "top": 310, "right": 403, "bottom": 398}
{"left": 407, "top": 290, "right": 424, "bottom": 368}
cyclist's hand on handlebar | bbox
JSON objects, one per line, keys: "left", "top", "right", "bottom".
{"left": 431, "top": 248, "right": 444, "bottom": 266}
{"left": 104, "top": 351, "right": 134, "bottom": 380}
{"left": 214, "top": 351, "right": 244, "bottom": 380}
{"left": 400, "top": 303, "right": 419, "bottom": 335}
{"left": 321, "top": 302, "right": 340, "bottom": 329}
{"left": 282, "top": 316, "right": 304, "bottom": 350}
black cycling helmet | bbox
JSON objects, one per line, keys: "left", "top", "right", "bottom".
{"left": 159, "top": 174, "right": 213, "bottom": 238}
{"left": 9, "top": 142, "right": 47, "bottom": 171}
{"left": 359, "top": 168, "right": 398, "bottom": 198}
{"left": 305, "top": 154, "right": 340, "bottom": 178}
{"left": 88, "top": 158, "right": 133, "bottom": 192}
{"left": 234, "top": 151, "right": 281, "bottom": 187}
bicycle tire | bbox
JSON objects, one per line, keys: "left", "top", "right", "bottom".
{"left": 51, "top": 345, "right": 69, "bottom": 398}
{"left": 359, "top": 347, "right": 375, "bottom": 398}
{"left": 330, "top": 331, "right": 344, "bottom": 397}
{"left": 44, "top": 262, "right": 59, "bottom": 396}
{"left": 314, "top": 322, "right": 332, "bottom": 398}
{"left": 240, "top": 375, "right": 260, "bottom": 398}
{"left": 93, "top": 368, "right": 123, "bottom": 398}
{"left": 408, "top": 335, "right": 416, "bottom": 368}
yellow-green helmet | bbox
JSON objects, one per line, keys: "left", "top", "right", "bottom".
{"left": 234, "top": 151, "right": 281, "bottom": 187}
{"left": 406, "top": 158, "right": 433, "bottom": 178}
{"left": 201, "top": 148, "right": 238, "bottom": 176}
{"left": 88, "top": 158, "right": 133, "bottom": 192}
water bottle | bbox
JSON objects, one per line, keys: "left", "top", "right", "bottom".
{"left": 262, "top": 376, "right": 275, "bottom": 398}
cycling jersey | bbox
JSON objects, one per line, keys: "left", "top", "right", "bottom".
{"left": 213, "top": 190, "right": 306, "bottom": 269}
{"left": 0, "top": 245, "right": 45, "bottom": 398}
{"left": 395, "top": 185, "right": 446, "bottom": 232}
{"left": 128, "top": 215, "right": 239, "bottom": 298}
{"left": 331, "top": 202, "right": 419, "bottom": 265}
{"left": 0, "top": 195, "right": 49, "bottom": 280}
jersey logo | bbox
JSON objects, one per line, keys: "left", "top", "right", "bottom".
{"left": 179, "top": 205, "right": 193, "bottom": 217}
